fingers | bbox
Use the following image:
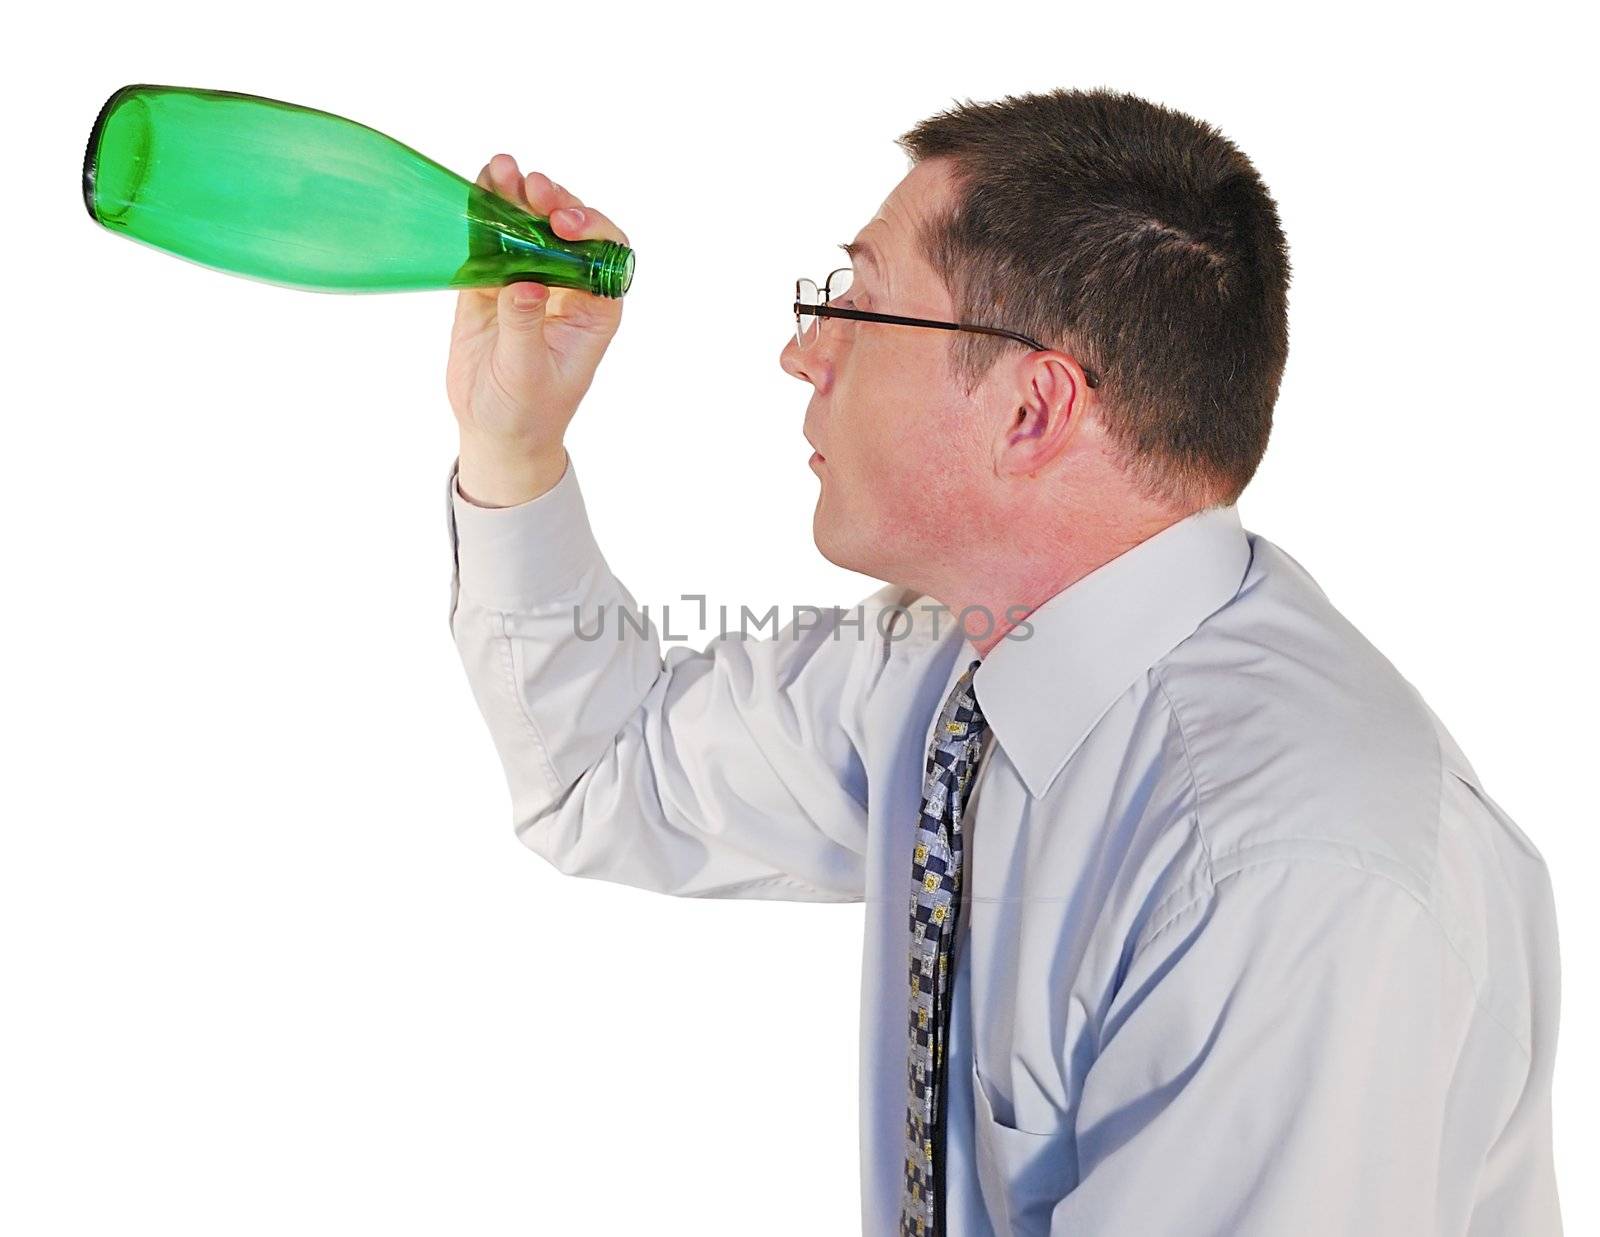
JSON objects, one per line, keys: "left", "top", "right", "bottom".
{"left": 523, "top": 169, "right": 580, "bottom": 215}
{"left": 477, "top": 159, "right": 627, "bottom": 243}
{"left": 456, "top": 157, "right": 516, "bottom": 319}
{"left": 486, "top": 153, "right": 530, "bottom": 208}
{"left": 523, "top": 168, "right": 630, "bottom": 247}
{"left": 548, "top": 203, "right": 629, "bottom": 248}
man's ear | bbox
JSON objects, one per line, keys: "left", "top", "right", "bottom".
{"left": 996, "top": 353, "right": 1088, "bottom": 479}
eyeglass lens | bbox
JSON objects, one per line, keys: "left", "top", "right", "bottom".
{"left": 795, "top": 277, "right": 820, "bottom": 349}
{"left": 794, "top": 267, "right": 854, "bottom": 350}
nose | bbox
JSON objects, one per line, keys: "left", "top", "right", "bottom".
{"left": 779, "top": 327, "right": 826, "bottom": 389}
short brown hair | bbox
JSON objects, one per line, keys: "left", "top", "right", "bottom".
{"left": 897, "top": 88, "right": 1291, "bottom": 509}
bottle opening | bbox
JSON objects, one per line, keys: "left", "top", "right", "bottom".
{"left": 593, "top": 241, "right": 635, "bottom": 299}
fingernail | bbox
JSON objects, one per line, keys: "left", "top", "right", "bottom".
{"left": 560, "top": 208, "right": 584, "bottom": 226}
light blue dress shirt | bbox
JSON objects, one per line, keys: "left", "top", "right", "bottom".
{"left": 445, "top": 453, "right": 1562, "bottom": 1235}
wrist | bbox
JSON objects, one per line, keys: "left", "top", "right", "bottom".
{"left": 456, "top": 435, "right": 568, "bottom": 508}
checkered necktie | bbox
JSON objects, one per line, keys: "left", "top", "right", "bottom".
{"left": 900, "top": 659, "right": 990, "bottom": 1236}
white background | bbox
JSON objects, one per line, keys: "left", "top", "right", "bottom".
{"left": 4, "top": 2, "right": 1593, "bottom": 1232}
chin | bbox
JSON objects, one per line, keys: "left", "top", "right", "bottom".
{"left": 811, "top": 510, "right": 851, "bottom": 568}
{"left": 812, "top": 511, "right": 885, "bottom": 579}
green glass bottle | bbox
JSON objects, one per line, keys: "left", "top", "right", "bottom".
{"left": 82, "top": 84, "right": 634, "bottom": 298}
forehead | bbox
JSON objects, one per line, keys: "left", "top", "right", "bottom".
{"left": 855, "top": 157, "right": 958, "bottom": 263}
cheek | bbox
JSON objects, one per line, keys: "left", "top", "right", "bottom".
{"left": 857, "top": 390, "right": 983, "bottom": 528}
{"left": 826, "top": 338, "right": 987, "bottom": 537}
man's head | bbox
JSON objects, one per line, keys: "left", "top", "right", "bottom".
{"left": 779, "top": 87, "right": 1290, "bottom": 611}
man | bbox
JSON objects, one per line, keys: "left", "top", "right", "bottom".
{"left": 443, "top": 88, "right": 1562, "bottom": 1234}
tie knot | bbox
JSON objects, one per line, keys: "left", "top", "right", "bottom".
{"left": 940, "top": 658, "right": 987, "bottom": 742}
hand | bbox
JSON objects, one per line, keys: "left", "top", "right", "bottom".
{"left": 446, "top": 154, "right": 630, "bottom": 505}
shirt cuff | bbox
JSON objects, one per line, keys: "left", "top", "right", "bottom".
{"left": 447, "top": 451, "right": 605, "bottom": 609}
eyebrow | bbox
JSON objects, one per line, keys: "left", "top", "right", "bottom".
{"left": 839, "top": 238, "right": 883, "bottom": 278}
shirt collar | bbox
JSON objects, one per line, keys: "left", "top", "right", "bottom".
{"left": 966, "top": 504, "right": 1252, "bottom": 798}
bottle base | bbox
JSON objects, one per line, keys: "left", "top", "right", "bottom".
{"left": 82, "top": 84, "right": 143, "bottom": 221}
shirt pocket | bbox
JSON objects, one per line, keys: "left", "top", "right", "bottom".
{"left": 971, "top": 1060, "right": 1075, "bottom": 1237}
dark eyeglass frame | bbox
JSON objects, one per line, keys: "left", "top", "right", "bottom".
{"left": 793, "top": 267, "right": 1100, "bottom": 389}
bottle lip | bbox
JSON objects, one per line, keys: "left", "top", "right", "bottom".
{"left": 595, "top": 240, "right": 635, "bottom": 299}
{"left": 82, "top": 84, "right": 143, "bottom": 222}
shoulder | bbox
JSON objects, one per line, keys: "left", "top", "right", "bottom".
{"left": 1144, "top": 528, "right": 1554, "bottom": 1052}
{"left": 1156, "top": 531, "right": 1444, "bottom": 889}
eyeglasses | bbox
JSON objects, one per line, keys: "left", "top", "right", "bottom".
{"left": 792, "top": 266, "right": 1100, "bottom": 388}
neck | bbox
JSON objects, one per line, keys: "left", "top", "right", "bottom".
{"left": 932, "top": 502, "right": 1193, "bottom": 659}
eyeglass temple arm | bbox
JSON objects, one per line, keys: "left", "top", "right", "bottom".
{"left": 795, "top": 303, "right": 1100, "bottom": 388}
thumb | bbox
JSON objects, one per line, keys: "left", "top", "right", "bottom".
{"left": 496, "top": 280, "right": 549, "bottom": 339}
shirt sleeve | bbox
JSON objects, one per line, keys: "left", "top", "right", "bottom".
{"left": 444, "top": 452, "right": 880, "bottom": 901}
{"left": 1044, "top": 857, "right": 1536, "bottom": 1235}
